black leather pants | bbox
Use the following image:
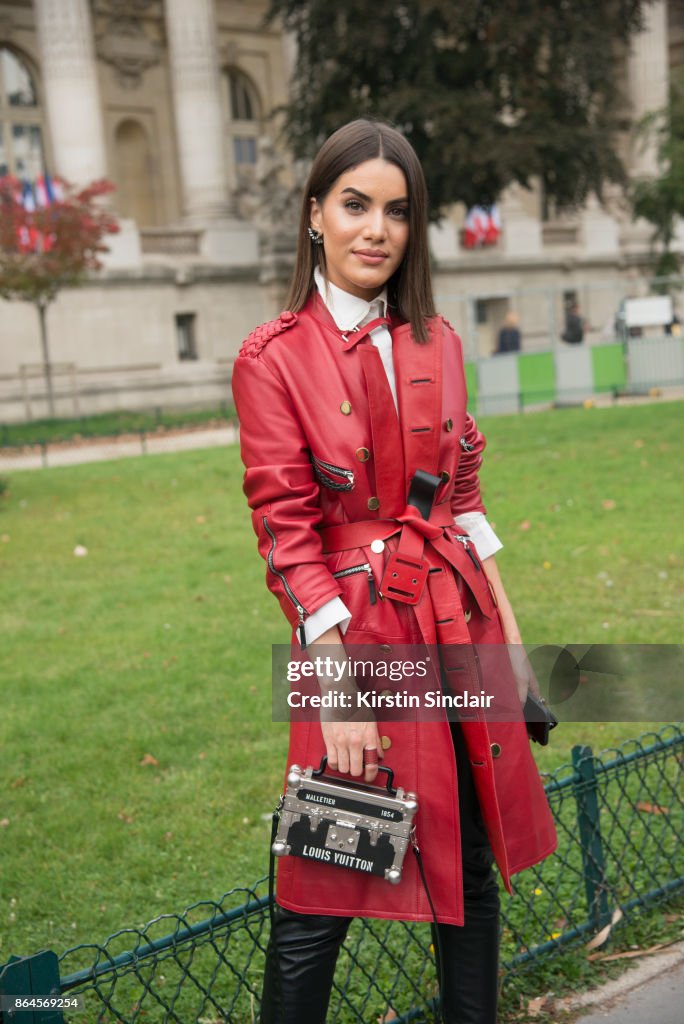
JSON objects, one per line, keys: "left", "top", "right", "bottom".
{"left": 260, "top": 723, "right": 500, "bottom": 1024}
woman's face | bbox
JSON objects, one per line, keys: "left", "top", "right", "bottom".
{"left": 310, "top": 158, "right": 409, "bottom": 301}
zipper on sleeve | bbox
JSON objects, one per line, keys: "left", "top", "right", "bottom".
{"left": 332, "top": 562, "right": 377, "bottom": 605}
{"left": 460, "top": 436, "right": 475, "bottom": 453}
{"left": 263, "top": 516, "right": 309, "bottom": 646}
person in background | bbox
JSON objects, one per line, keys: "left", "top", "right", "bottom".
{"left": 562, "top": 303, "right": 585, "bottom": 344}
{"left": 496, "top": 310, "right": 521, "bottom": 353}
{"left": 665, "top": 311, "right": 681, "bottom": 336}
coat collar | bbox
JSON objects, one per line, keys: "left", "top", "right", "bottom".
{"left": 313, "top": 267, "right": 388, "bottom": 331}
{"left": 305, "top": 291, "right": 399, "bottom": 350}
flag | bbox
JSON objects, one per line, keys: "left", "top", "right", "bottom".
{"left": 15, "top": 174, "right": 60, "bottom": 252}
{"left": 35, "top": 174, "right": 49, "bottom": 207}
{"left": 462, "top": 204, "right": 502, "bottom": 248}
{"left": 20, "top": 179, "right": 36, "bottom": 212}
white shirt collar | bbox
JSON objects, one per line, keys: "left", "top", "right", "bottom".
{"left": 314, "top": 267, "right": 388, "bottom": 332}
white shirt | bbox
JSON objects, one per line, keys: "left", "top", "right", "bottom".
{"left": 304, "top": 270, "right": 503, "bottom": 644}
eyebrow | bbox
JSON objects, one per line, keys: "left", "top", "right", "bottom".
{"left": 341, "top": 187, "right": 409, "bottom": 205}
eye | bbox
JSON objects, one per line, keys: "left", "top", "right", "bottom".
{"left": 389, "top": 206, "right": 409, "bottom": 220}
{"left": 344, "top": 199, "right": 365, "bottom": 213}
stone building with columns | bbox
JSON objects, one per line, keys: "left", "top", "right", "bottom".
{"left": 0, "top": 0, "right": 682, "bottom": 420}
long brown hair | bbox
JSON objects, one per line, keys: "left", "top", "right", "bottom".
{"left": 285, "top": 119, "right": 435, "bottom": 343}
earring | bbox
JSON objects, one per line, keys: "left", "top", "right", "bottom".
{"left": 307, "top": 227, "right": 324, "bottom": 245}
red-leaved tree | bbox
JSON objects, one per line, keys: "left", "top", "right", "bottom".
{"left": 0, "top": 176, "right": 119, "bottom": 417}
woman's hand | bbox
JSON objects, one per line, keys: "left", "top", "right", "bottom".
{"left": 308, "top": 625, "right": 383, "bottom": 783}
{"left": 505, "top": 644, "right": 541, "bottom": 704}
{"left": 481, "top": 554, "right": 540, "bottom": 705}
{"left": 321, "top": 718, "right": 383, "bottom": 784}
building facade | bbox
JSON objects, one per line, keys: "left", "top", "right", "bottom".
{"left": 0, "top": 0, "right": 681, "bottom": 420}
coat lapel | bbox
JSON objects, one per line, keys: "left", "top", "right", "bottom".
{"left": 309, "top": 296, "right": 444, "bottom": 513}
{"left": 392, "top": 319, "right": 443, "bottom": 482}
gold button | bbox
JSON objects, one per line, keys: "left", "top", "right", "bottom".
{"left": 367, "top": 497, "right": 380, "bottom": 511}
{"left": 445, "top": 418, "right": 453, "bottom": 432}
{"left": 340, "top": 400, "right": 352, "bottom": 415}
{"left": 381, "top": 735, "right": 392, "bottom": 751}
{"left": 380, "top": 644, "right": 392, "bottom": 653}
{"left": 370, "top": 539, "right": 385, "bottom": 554}
{"left": 440, "top": 470, "right": 450, "bottom": 484}
{"left": 490, "top": 742, "right": 502, "bottom": 758}
{"left": 464, "top": 609, "right": 472, "bottom": 623}
{"left": 356, "top": 447, "right": 370, "bottom": 462}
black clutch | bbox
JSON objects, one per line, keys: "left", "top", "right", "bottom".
{"left": 524, "top": 693, "right": 558, "bottom": 745}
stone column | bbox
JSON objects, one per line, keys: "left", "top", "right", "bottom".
{"left": 628, "top": 0, "right": 669, "bottom": 178}
{"left": 34, "top": 0, "right": 108, "bottom": 184}
{"left": 164, "top": 0, "right": 231, "bottom": 220}
{"left": 500, "top": 183, "right": 542, "bottom": 258}
{"left": 619, "top": 0, "right": 669, "bottom": 255}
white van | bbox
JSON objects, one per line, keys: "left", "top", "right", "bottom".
{"left": 614, "top": 295, "right": 674, "bottom": 339}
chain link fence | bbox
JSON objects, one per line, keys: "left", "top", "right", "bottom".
{"left": 1, "top": 726, "right": 682, "bottom": 1023}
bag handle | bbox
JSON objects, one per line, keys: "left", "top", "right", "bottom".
{"left": 312, "top": 755, "right": 397, "bottom": 796}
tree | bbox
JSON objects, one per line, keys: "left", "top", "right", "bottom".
{"left": 0, "top": 177, "right": 119, "bottom": 417}
{"left": 632, "top": 71, "right": 684, "bottom": 280}
{"left": 268, "top": 0, "right": 650, "bottom": 217}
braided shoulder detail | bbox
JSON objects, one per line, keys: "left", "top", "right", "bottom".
{"left": 238, "top": 311, "right": 298, "bottom": 359}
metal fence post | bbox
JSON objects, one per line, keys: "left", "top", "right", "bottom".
{"left": 0, "top": 950, "right": 64, "bottom": 1022}
{"left": 572, "top": 744, "right": 611, "bottom": 935}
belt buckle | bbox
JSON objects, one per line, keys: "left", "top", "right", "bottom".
{"left": 379, "top": 552, "right": 429, "bottom": 604}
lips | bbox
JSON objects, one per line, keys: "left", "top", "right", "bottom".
{"left": 353, "top": 249, "right": 389, "bottom": 265}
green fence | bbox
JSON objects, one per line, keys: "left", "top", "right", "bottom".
{"left": 464, "top": 336, "right": 684, "bottom": 416}
{"left": 1, "top": 726, "right": 682, "bottom": 1023}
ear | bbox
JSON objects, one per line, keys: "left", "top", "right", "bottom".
{"left": 309, "top": 196, "right": 323, "bottom": 234}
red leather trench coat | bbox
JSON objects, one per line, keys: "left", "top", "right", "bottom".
{"left": 231, "top": 294, "right": 557, "bottom": 926}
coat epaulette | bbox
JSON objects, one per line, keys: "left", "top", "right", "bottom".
{"left": 238, "top": 311, "right": 298, "bottom": 359}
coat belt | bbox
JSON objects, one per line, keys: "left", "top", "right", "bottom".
{"left": 318, "top": 502, "right": 454, "bottom": 553}
{"left": 318, "top": 503, "right": 491, "bottom": 619}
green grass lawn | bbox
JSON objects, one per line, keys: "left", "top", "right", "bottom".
{"left": 0, "top": 400, "right": 681, "bottom": 971}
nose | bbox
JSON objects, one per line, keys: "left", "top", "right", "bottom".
{"left": 362, "top": 207, "right": 387, "bottom": 241}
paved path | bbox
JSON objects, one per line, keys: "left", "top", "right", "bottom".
{"left": 573, "top": 960, "right": 684, "bottom": 1023}
{"left": 0, "top": 425, "right": 238, "bottom": 471}
{"left": 564, "top": 941, "right": 684, "bottom": 1023}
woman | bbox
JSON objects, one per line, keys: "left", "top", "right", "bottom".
{"left": 232, "top": 120, "right": 557, "bottom": 1024}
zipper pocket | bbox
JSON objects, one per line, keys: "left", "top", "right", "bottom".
{"left": 311, "top": 453, "right": 355, "bottom": 491}
{"left": 453, "top": 533, "right": 481, "bottom": 572}
{"left": 332, "top": 562, "right": 377, "bottom": 605}
{"left": 263, "top": 516, "right": 308, "bottom": 645}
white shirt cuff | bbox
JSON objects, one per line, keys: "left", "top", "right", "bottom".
{"left": 454, "top": 512, "right": 503, "bottom": 561}
{"left": 302, "top": 597, "right": 352, "bottom": 645}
